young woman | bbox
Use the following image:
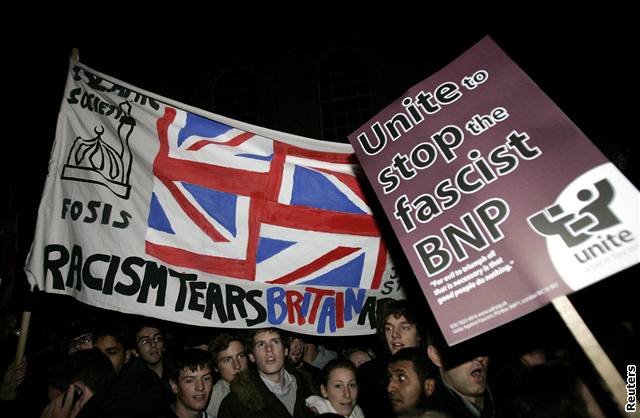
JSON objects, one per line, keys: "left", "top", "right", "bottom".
{"left": 306, "top": 359, "right": 364, "bottom": 418}
{"left": 342, "top": 347, "right": 375, "bottom": 368}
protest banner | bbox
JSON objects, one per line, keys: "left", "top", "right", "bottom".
{"left": 348, "top": 36, "right": 639, "bottom": 346}
{"left": 24, "top": 57, "right": 401, "bottom": 336}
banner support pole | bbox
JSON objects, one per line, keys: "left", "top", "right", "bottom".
{"left": 14, "top": 311, "right": 30, "bottom": 364}
{"left": 552, "top": 295, "right": 635, "bottom": 417}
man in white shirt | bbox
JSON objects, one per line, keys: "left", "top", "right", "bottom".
{"left": 167, "top": 348, "right": 214, "bottom": 418}
{"left": 217, "top": 328, "right": 314, "bottom": 418}
{"left": 206, "top": 333, "right": 248, "bottom": 417}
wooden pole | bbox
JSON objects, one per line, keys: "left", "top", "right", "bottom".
{"left": 14, "top": 311, "right": 30, "bottom": 364}
{"left": 552, "top": 295, "right": 637, "bottom": 417}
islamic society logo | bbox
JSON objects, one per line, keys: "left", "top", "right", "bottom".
{"left": 61, "top": 101, "right": 136, "bottom": 199}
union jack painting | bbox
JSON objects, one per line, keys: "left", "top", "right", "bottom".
{"left": 146, "top": 107, "right": 387, "bottom": 289}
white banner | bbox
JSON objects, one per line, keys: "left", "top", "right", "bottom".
{"left": 25, "top": 60, "right": 405, "bottom": 336}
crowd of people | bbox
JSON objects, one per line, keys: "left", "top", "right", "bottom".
{"left": 0, "top": 298, "right": 634, "bottom": 418}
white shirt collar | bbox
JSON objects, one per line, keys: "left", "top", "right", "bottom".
{"left": 259, "top": 368, "right": 295, "bottom": 396}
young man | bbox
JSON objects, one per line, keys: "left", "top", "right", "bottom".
{"left": 426, "top": 336, "right": 495, "bottom": 418}
{"left": 92, "top": 321, "right": 131, "bottom": 374}
{"left": 132, "top": 318, "right": 174, "bottom": 408}
{"left": 40, "top": 349, "right": 117, "bottom": 418}
{"left": 44, "top": 325, "right": 174, "bottom": 417}
{"left": 301, "top": 337, "right": 338, "bottom": 370}
{"left": 286, "top": 334, "right": 321, "bottom": 393}
{"left": 206, "top": 333, "right": 248, "bottom": 417}
{"left": 163, "top": 349, "right": 214, "bottom": 418}
{"left": 387, "top": 347, "right": 436, "bottom": 417}
{"left": 65, "top": 320, "right": 94, "bottom": 355}
{"left": 217, "top": 328, "right": 315, "bottom": 418}
{"left": 357, "top": 299, "right": 426, "bottom": 418}
{"left": 134, "top": 320, "right": 167, "bottom": 378}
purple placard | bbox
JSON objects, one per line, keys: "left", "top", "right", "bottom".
{"left": 348, "top": 37, "right": 639, "bottom": 345}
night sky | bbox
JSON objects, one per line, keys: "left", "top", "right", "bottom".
{"left": 3, "top": 21, "right": 637, "bottom": 348}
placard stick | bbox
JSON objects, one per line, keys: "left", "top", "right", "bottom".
{"left": 14, "top": 311, "right": 31, "bottom": 364}
{"left": 552, "top": 295, "right": 636, "bottom": 417}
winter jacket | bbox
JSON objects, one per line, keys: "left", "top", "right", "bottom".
{"left": 218, "top": 367, "right": 315, "bottom": 418}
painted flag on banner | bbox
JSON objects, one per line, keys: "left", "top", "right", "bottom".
{"left": 24, "top": 59, "right": 401, "bottom": 336}
{"left": 147, "top": 107, "right": 387, "bottom": 288}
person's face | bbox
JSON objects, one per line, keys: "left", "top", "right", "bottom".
{"left": 520, "top": 349, "right": 546, "bottom": 367}
{"left": 171, "top": 366, "right": 213, "bottom": 414}
{"left": 387, "top": 360, "right": 425, "bottom": 415}
{"left": 94, "top": 335, "right": 127, "bottom": 373}
{"left": 384, "top": 315, "right": 421, "bottom": 354}
{"left": 249, "top": 330, "right": 287, "bottom": 378}
{"left": 216, "top": 340, "right": 248, "bottom": 383}
{"left": 135, "top": 326, "right": 164, "bottom": 366}
{"left": 68, "top": 333, "right": 93, "bottom": 354}
{"left": 287, "top": 337, "right": 304, "bottom": 366}
{"left": 321, "top": 367, "right": 358, "bottom": 417}
{"left": 441, "top": 356, "right": 489, "bottom": 405}
{"left": 348, "top": 350, "right": 372, "bottom": 368}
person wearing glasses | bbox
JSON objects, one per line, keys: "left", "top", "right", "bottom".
{"left": 134, "top": 319, "right": 168, "bottom": 378}
{"left": 67, "top": 333, "right": 93, "bottom": 354}
{"left": 132, "top": 318, "right": 175, "bottom": 408}
{"left": 64, "top": 319, "right": 95, "bottom": 355}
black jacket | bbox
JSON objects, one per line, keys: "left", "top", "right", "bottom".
{"left": 356, "top": 356, "right": 393, "bottom": 418}
{"left": 425, "top": 377, "right": 495, "bottom": 418}
{"left": 78, "top": 358, "right": 173, "bottom": 418}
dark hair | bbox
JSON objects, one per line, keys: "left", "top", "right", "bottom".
{"left": 388, "top": 347, "right": 436, "bottom": 383}
{"left": 49, "top": 349, "right": 117, "bottom": 394}
{"left": 342, "top": 346, "right": 376, "bottom": 361}
{"left": 320, "top": 358, "right": 357, "bottom": 387}
{"left": 132, "top": 317, "right": 165, "bottom": 336}
{"left": 65, "top": 319, "right": 94, "bottom": 340}
{"left": 170, "top": 348, "right": 213, "bottom": 383}
{"left": 93, "top": 319, "right": 132, "bottom": 350}
{"left": 63, "top": 319, "right": 94, "bottom": 353}
{"left": 209, "top": 333, "right": 244, "bottom": 359}
{"left": 512, "top": 361, "right": 593, "bottom": 418}
{"left": 376, "top": 299, "right": 426, "bottom": 347}
{"left": 245, "top": 328, "right": 288, "bottom": 354}
{"left": 426, "top": 328, "right": 489, "bottom": 371}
